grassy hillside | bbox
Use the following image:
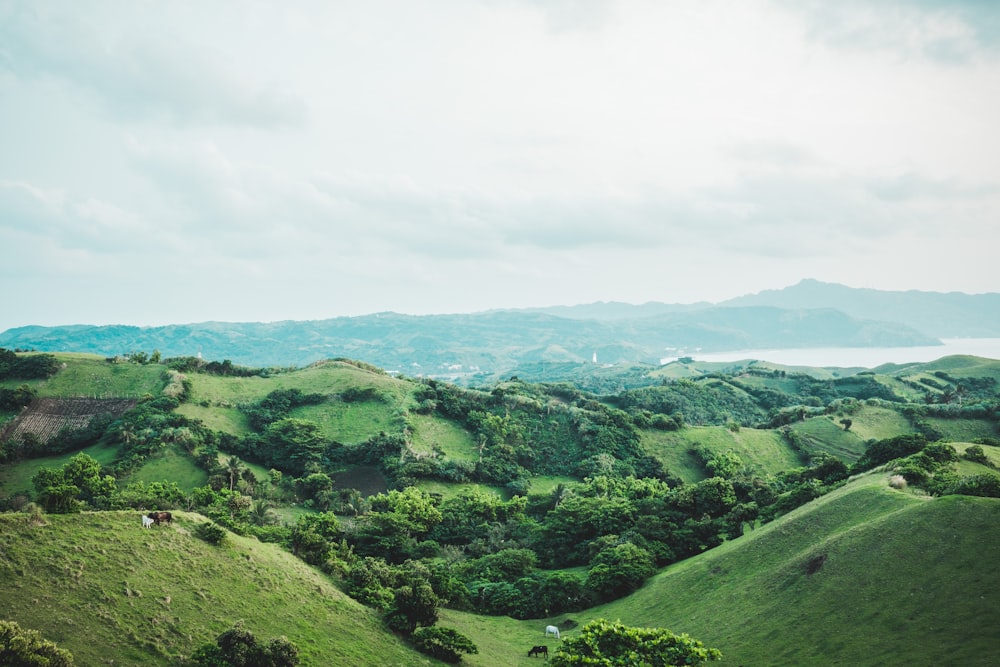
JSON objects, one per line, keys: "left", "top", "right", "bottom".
{"left": 838, "top": 403, "right": 914, "bottom": 442}
{"left": 787, "top": 414, "right": 869, "bottom": 461}
{"left": 177, "top": 360, "right": 416, "bottom": 440}
{"left": 640, "top": 425, "right": 803, "bottom": 483}
{"left": 594, "top": 474, "right": 1000, "bottom": 666}
{"left": 0, "top": 353, "right": 167, "bottom": 398}
{"left": 441, "top": 474, "right": 1000, "bottom": 666}
{"left": 0, "top": 511, "right": 437, "bottom": 667}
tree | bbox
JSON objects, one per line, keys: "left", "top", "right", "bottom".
{"left": 549, "top": 619, "right": 722, "bottom": 666}
{"left": 289, "top": 513, "right": 341, "bottom": 565}
{"left": 963, "top": 445, "right": 990, "bottom": 466}
{"left": 411, "top": 626, "right": 478, "bottom": 664}
{"left": 262, "top": 418, "right": 326, "bottom": 475}
{"left": 384, "top": 581, "right": 440, "bottom": 634}
{"left": 586, "top": 542, "right": 656, "bottom": 600}
{"left": 225, "top": 456, "right": 247, "bottom": 492}
{"left": 32, "top": 453, "right": 117, "bottom": 513}
{"left": 0, "top": 620, "right": 75, "bottom": 666}
{"left": 190, "top": 621, "right": 298, "bottom": 667}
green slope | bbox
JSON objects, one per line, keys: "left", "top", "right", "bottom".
{"left": 0, "top": 511, "right": 438, "bottom": 667}
{"left": 440, "top": 474, "right": 1000, "bottom": 666}
{"left": 0, "top": 352, "right": 168, "bottom": 398}
{"left": 640, "top": 425, "right": 803, "bottom": 483}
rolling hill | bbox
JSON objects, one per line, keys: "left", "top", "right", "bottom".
{"left": 2, "top": 349, "right": 999, "bottom": 665}
{"left": 0, "top": 511, "right": 436, "bottom": 666}
{"left": 440, "top": 472, "right": 1000, "bottom": 666}
{"left": 3, "top": 472, "right": 998, "bottom": 665}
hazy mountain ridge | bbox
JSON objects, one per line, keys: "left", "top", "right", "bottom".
{"left": 720, "top": 278, "right": 1000, "bottom": 337}
{"left": 3, "top": 280, "right": 992, "bottom": 373}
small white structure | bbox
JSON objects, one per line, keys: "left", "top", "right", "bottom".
{"left": 545, "top": 625, "right": 560, "bottom": 639}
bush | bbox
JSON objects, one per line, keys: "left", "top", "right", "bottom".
{"left": 853, "top": 434, "right": 928, "bottom": 472}
{"left": 195, "top": 521, "right": 228, "bottom": 545}
{"left": 411, "top": 626, "right": 478, "bottom": 664}
{"left": 0, "top": 620, "right": 74, "bottom": 666}
{"left": 946, "top": 474, "right": 1000, "bottom": 498}
{"left": 888, "top": 475, "right": 908, "bottom": 490}
{"left": 963, "top": 445, "right": 991, "bottom": 466}
{"left": 549, "top": 619, "right": 721, "bottom": 666}
{"left": 190, "top": 621, "right": 298, "bottom": 666}
{"left": 586, "top": 543, "right": 656, "bottom": 601}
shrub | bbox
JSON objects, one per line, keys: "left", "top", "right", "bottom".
{"left": 410, "top": 626, "right": 478, "bottom": 664}
{"left": 0, "top": 620, "right": 74, "bottom": 666}
{"left": 963, "top": 445, "right": 991, "bottom": 466}
{"left": 853, "top": 434, "right": 928, "bottom": 472}
{"left": 549, "top": 619, "right": 721, "bottom": 666}
{"left": 190, "top": 621, "right": 298, "bottom": 666}
{"left": 195, "top": 522, "right": 228, "bottom": 545}
{"left": 888, "top": 475, "right": 908, "bottom": 490}
{"left": 946, "top": 474, "right": 1000, "bottom": 498}
{"left": 586, "top": 542, "right": 656, "bottom": 601}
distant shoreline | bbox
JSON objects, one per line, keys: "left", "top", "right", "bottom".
{"left": 684, "top": 338, "right": 1000, "bottom": 368}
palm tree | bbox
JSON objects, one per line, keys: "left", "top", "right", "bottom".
{"left": 249, "top": 499, "right": 277, "bottom": 526}
{"left": 225, "top": 456, "right": 246, "bottom": 492}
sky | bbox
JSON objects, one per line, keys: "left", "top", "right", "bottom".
{"left": 1, "top": 0, "right": 998, "bottom": 332}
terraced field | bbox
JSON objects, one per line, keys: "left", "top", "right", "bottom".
{"left": 0, "top": 397, "right": 135, "bottom": 445}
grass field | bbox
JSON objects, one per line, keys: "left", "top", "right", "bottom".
{"left": 924, "top": 417, "right": 998, "bottom": 442}
{"left": 0, "top": 353, "right": 167, "bottom": 398}
{"left": 293, "top": 400, "right": 403, "bottom": 444}
{"left": 788, "top": 415, "right": 869, "bottom": 461}
{"left": 125, "top": 443, "right": 208, "bottom": 492}
{"left": 183, "top": 360, "right": 416, "bottom": 409}
{"left": 843, "top": 404, "right": 914, "bottom": 442}
{"left": 408, "top": 414, "right": 479, "bottom": 461}
{"left": 0, "top": 511, "right": 436, "bottom": 667}
{"left": 641, "top": 425, "right": 803, "bottom": 482}
{"left": 174, "top": 403, "right": 247, "bottom": 435}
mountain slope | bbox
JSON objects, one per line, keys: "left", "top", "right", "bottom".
{"left": 616, "top": 476, "right": 1000, "bottom": 666}
{"left": 0, "top": 511, "right": 437, "bottom": 667}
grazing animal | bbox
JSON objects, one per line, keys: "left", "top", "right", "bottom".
{"left": 149, "top": 511, "right": 173, "bottom": 526}
{"left": 141, "top": 515, "right": 154, "bottom": 528}
{"left": 528, "top": 645, "right": 548, "bottom": 658}
{"left": 544, "top": 625, "right": 560, "bottom": 639}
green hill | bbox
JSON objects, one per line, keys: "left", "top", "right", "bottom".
{"left": 440, "top": 473, "right": 1000, "bottom": 666}
{"left": 0, "top": 511, "right": 436, "bottom": 666}
{"left": 3, "top": 349, "right": 1000, "bottom": 665}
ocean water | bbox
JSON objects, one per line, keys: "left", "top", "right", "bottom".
{"left": 681, "top": 338, "right": 1000, "bottom": 368}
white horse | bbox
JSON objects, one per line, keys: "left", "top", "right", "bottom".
{"left": 544, "top": 625, "right": 560, "bottom": 639}
{"left": 141, "top": 514, "right": 154, "bottom": 528}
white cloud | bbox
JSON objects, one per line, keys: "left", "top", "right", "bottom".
{"left": 0, "top": 0, "right": 997, "bottom": 331}
{"left": 0, "top": 2, "right": 304, "bottom": 127}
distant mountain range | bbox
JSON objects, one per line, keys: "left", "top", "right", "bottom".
{"left": 2, "top": 280, "right": 996, "bottom": 374}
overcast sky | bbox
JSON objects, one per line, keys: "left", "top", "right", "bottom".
{"left": 1, "top": 0, "right": 998, "bottom": 331}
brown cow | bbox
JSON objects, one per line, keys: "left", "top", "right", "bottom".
{"left": 148, "top": 511, "right": 173, "bottom": 526}
{"left": 528, "top": 645, "right": 548, "bottom": 658}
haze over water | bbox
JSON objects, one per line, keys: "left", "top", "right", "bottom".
{"left": 685, "top": 339, "right": 1000, "bottom": 368}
